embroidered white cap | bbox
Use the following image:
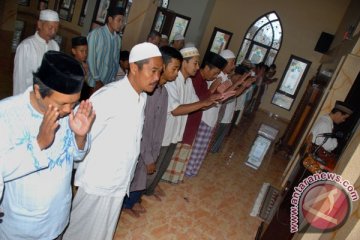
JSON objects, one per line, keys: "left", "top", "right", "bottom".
{"left": 180, "top": 47, "right": 199, "bottom": 58}
{"left": 39, "top": 9, "right": 59, "bottom": 22}
{"left": 220, "top": 49, "right": 236, "bottom": 59}
{"left": 129, "top": 42, "right": 162, "bottom": 63}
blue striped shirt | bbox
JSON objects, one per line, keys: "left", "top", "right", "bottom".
{"left": 87, "top": 25, "right": 121, "bottom": 87}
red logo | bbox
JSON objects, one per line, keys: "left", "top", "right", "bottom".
{"left": 300, "top": 182, "right": 350, "bottom": 231}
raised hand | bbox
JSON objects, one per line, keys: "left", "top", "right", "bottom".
{"left": 220, "top": 90, "right": 236, "bottom": 102}
{"left": 69, "top": 100, "right": 96, "bottom": 137}
{"left": 244, "top": 77, "right": 256, "bottom": 88}
{"left": 216, "top": 80, "right": 232, "bottom": 93}
{"left": 202, "top": 93, "right": 224, "bottom": 108}
{"left": 234, "top": 72, "right": 251, "bottom": 87}
{"left": 209, "top": 77, "right": 222, "bottom": 93}
{"left": 37, "top": 105, "right": 60, "bottom": 150}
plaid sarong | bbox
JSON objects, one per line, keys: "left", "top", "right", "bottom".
{"left": 185, "top": 121, "right": 213, "bottom": 177}
{"left": 161, "top": 143, "right": 192, "bottom": 184}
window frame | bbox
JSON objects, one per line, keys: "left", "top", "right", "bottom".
{"left": 236, "top": 11, "right": 283, "bottom": 66}
{"left": 271, "top": 55, "right": 312, "bottom": 110}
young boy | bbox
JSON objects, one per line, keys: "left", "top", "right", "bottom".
{"left": 71, "top": 36, "right": 90, "bottom": 100}
{"left": 116, "top": 50, "right": 129, "bottom": 80}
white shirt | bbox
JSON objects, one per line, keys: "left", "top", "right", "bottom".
{"left": 235, "top": 88, "right": 249, "bottom": 111}
{"left": 162, "top": 71, "right": 199, "bottom": 146}
{"left": 222, "top": 98, "right": 236, "bottom": 124}
{"left": 311, "top": 115, "right": 338, "bottom": 152}
{"left": 75, "top": 77, "right": 146, "bottom": 197}
{"left": 202, "top": 72, "right": 229, "bottom": 127}
{"left": 216, "top": 71, "right": 236, "bottom": 124}
{"left": 0, "top": 87, "right": 89, "bottom": 239}
{"left": 13, "top": 32, "right": 59, "bottom": 95}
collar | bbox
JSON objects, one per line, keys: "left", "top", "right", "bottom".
{"left": 105, "top": 24, "right": 117, "bottom": 37}
{"left": 178, "top": 71, "right": 186, "bottom": 82}
{"left": 34, "top": 31, "right": 48, "bottom": 44}
{"left": 218, "top": 71, "right": 228, "bottom": 82}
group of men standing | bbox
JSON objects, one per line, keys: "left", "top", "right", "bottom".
{"left": 4, "top": 3, "right": 353, "bottom": 240}
{"left": 1, "top": 5, "right": 261, "bottom": 239}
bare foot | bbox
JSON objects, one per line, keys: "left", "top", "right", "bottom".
{"left": 155, "top": 185, "right": 165, "bottom": 197}
{"left": 152, "top": 192, "right": 162, "bottom": 202}
{"left": 133, "top": 202, "right": 146, "bottom": 213}
{"left": 123, "top": 208, "right": 140, "bottom": 218}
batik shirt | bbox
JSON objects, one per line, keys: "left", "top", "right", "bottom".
{"left": 0, "top": 87, "right": 90, "bottom": 240}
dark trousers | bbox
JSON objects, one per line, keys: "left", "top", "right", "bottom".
{"left": 145, "top": 143, "right": 177, "bottom": 195}
{"left": 210, "top": 123, "right": 230, "bottom": 153}
{"left": 228, "top": 110, "right": 240, "bottom": 136}
{"left": 123, "top": 191, "right": 143, "bottom": 209}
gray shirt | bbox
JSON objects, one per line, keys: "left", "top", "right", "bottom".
{"left": 130, "top": 85, "right": 168, "bottom": 191}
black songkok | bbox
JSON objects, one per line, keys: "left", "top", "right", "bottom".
{"left": 35, "top": 51, "right": 84, "bottom": 94}
{"left": 235, "top": 65, "right": 250, "bottom": 75}
{"left": 72, "top": 36, "right": 88, "bottom": 48}
{"left": 205, "top": 52, "right": 227, "bottom": 70}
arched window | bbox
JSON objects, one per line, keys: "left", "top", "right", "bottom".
{"left": 236, "top": 12, "right": 282, "bottom": 65}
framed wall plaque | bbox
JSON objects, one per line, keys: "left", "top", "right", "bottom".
{"left": 206, "top": 27, "right": 233, "bottom": 54}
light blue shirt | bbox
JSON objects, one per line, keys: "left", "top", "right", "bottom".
{"left": 87, "top": 25, "right": 121, "bottom": 87}
{"left": 0, "top": 88, "right": 90, "bottom": 240}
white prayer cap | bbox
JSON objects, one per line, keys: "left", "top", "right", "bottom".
{"left": 184, "top": 42, "right": 196, "bottom": 48}
{"left": 129, "top": 42, "right": 162, "bottom": 63}
{"left": 39, "top": 9, "right": 59, "bottom": 22}
{"left": 180, "top": 47, "right": 199, "bottom": 58}
{"left": 220, "top": 49, "right": 235, "bottom": 59}
{"left": 161, "top": 34, "right": 168, "bottom": 39}
{"left": 334, "top": 101, "right": 353, "bottom": 115}
{"left": 173, "top": 33, "right": 185, "bottom": 41}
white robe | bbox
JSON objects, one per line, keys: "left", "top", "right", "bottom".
{"left": 0, "top": 88, "right": 89, "bottom": 240}
{"left": 74, "top": 76, "right": 146, "bottom": 197}
{"left": 13, "top": 32, "right": 59, "bottom": 95}
{"left": 311, "top": 114, "right": 338, "bottom": 152}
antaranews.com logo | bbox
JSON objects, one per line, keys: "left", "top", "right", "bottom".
{"left": 290, "top": 172, "right": 359, "bottom": 233}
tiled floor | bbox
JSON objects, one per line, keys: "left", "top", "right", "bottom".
{"left": 114, "top": 111, "right": 289, "bottom": 240}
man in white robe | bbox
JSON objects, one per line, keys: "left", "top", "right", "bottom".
{"left": 311, "top": 101, "right": 353, "bottom": 152}
{"left": 13, "top": 9, "right": 60, "bottom": 95}
{"left": 63, "top": 42, "right": 163, "bottom": 240}
{"left": 0, "top": 51, "right": 95, "bottom": 239}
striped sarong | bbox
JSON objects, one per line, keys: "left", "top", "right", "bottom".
{"left": 185, "top": 121, "right": 213, "bottom": 177}
{"left": 161, "top": 143, "right": 192, "bottom": 184}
